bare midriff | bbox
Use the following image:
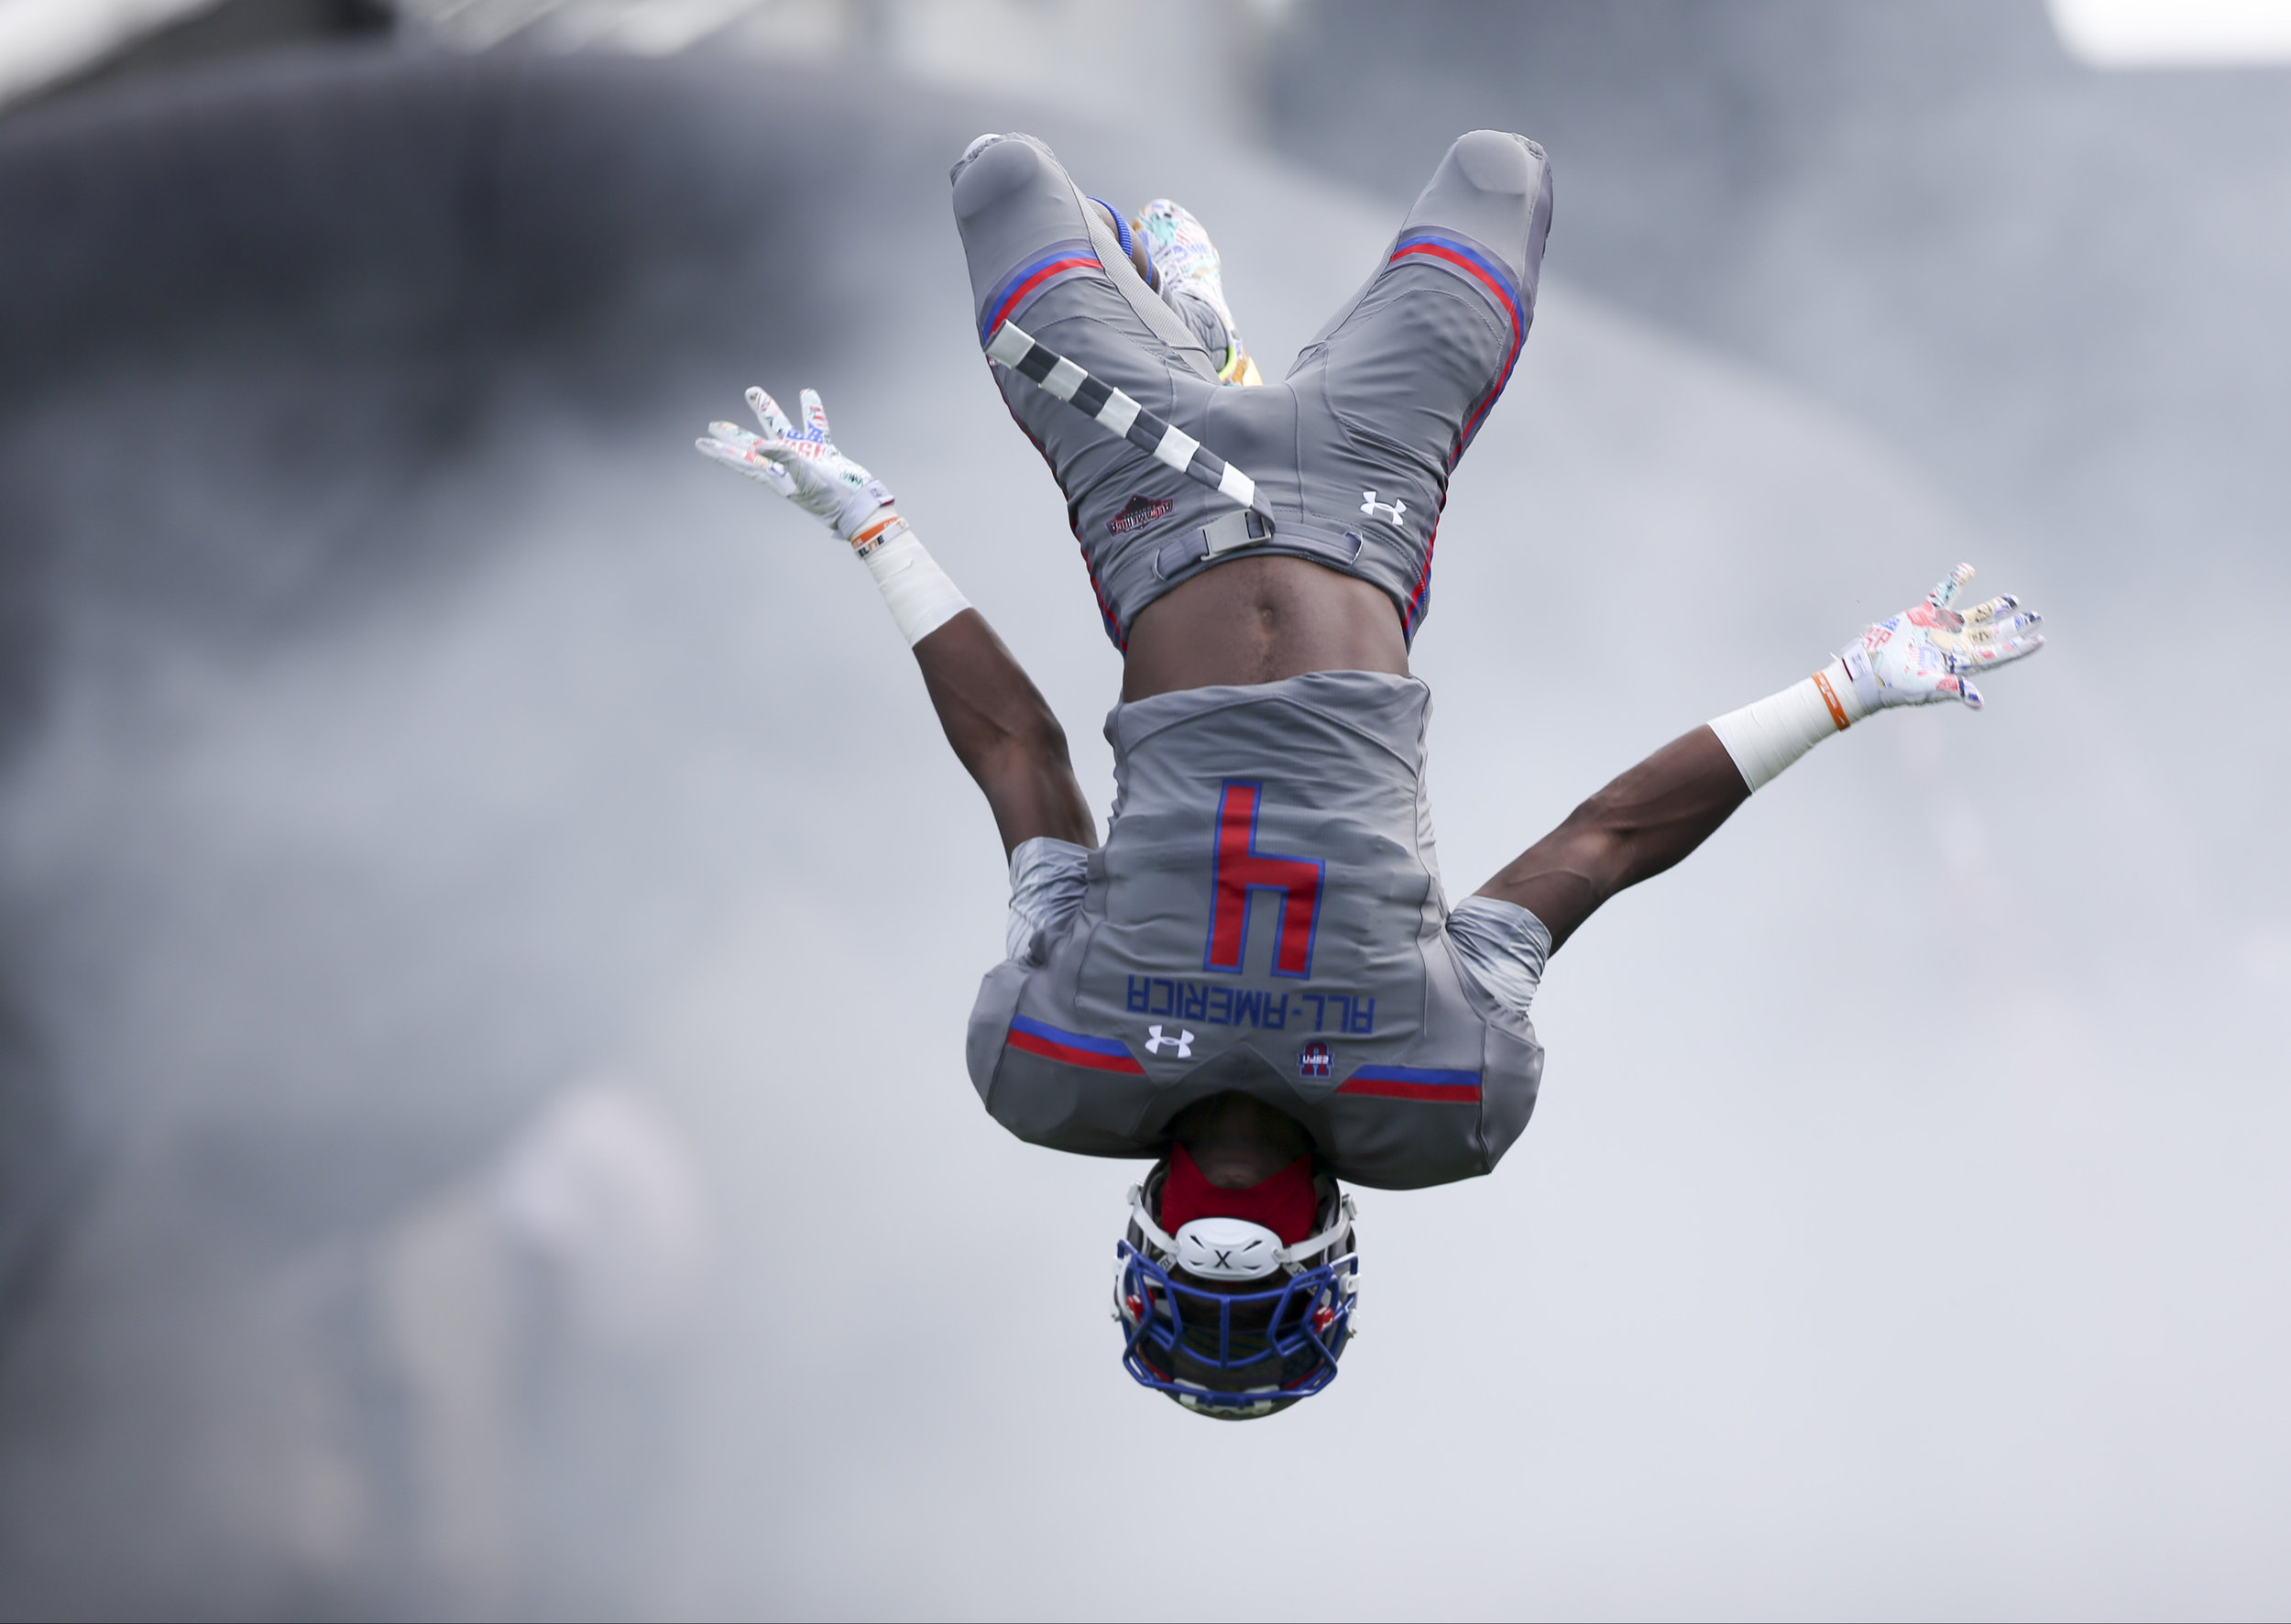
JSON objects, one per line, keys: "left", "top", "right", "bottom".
{"left": 1120, "top": 555, "right": 1410, "bottom": 702}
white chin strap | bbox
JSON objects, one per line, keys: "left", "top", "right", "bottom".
{"left": 1127, "top": 1183, "right": 1357, "bottom": 1279}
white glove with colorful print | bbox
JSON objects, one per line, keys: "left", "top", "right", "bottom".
{"left": 696, "top": 386, "right": 897, "bottom": 547}
{"left": 1838, "top": 563, "right": 2044, "bottom": 713}
{"left": 694, "top": 383, "right": 971, "bottom": 647}
{"left": 1709, "top": 562, "right": 2046, "bottom": 791}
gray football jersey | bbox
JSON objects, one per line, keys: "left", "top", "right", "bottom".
{"left": 966, "top": 671, "right": 1544, "bottom": 1191}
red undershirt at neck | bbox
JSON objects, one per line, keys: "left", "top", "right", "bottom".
{"left": 1158, "top": 1143, "right": 1318, "bottom": 1244}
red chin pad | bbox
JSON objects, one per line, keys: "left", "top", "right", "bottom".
{"left": 1158, "top": 1144, "right": 1319, "bottom": 1245}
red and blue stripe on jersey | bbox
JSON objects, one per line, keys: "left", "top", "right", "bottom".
{"left": 1337, "top": 1065, "right": 1482, "bottom": 1103}
{"left": 1005, "top": 1015, "right": 1144, "bottom": 1075}
{"left": 978, "top": 237, "right": 1105, "bottom": 344}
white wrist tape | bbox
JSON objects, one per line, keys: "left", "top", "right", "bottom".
{"left": 852, "top": 513, "right": 970, "bottom": 646}
{"left": 1707, "top": 658, "right": 1867, "bottom": 792}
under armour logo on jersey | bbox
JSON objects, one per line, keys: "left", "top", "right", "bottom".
{"left": 1359, "top": 490, "right": 1408, "bottom": 526}
{"left": 1145, "top": 1025, "right": 1194, "bottom": 1057}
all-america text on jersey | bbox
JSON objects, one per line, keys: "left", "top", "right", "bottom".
{"left": 1125, "top": 976, "right": 1377, "bottom": 1036}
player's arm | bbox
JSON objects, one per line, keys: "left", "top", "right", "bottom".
{"left": 908, "top": 610, "right": 1098, "bottom": 855}
{"left": 1474, "top": 725, "right": 1747, "bottom": 952}
{"left": 1475, "top": 565, "right": 2043, "bottom": 950}
{"left": 697, "top": 386, "right": 1097, "bottom": 856}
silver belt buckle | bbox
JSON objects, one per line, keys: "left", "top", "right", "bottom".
{"left": 1155, "top": 507, "right": 1273, "bottom": 580}
{"left": 1202, "top": 506, "right": 1273, "bottom": 556}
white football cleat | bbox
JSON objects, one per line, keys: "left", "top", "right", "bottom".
{"left": 1135, "top": 198, "right": 1261, "bottom": 385}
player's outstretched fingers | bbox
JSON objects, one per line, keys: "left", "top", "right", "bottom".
{"left": 1945, "top": 673, "right": 1985, "bottom": 709}
{"left": 1960, "top": 631, "right": 2044, "bottom": 666}
{"left": 1963, "top": 593, "right": 2022, "bottom": 626}
{"left": 696, "top": 426, "right": 799, "bottom": 497}
{"left": 746, "top": 387, "right": 797, "bottom": 442}
{"left": 696, "top": 427, "right": 762, "bottom": 470}
{"left": 1928, "top": 563, "right": 1976, "bottom": 610}
{"left": 1962, "top": 608, "right": 2043, "bottom": 642}
{"left": 1955, "top": 612, "right": 2041, "bottom": 657}
{"left": 799, "top": 388, "right": 834, "bottom": 444}
{"left": 702, "top": 421, "right": 773, "bottom": 461}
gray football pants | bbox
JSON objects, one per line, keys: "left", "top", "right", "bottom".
{"left": 950, "top": 130, "right": 1552, "bottom": 649}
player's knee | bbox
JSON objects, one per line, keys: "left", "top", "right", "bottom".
{"left": 951, "top": 130, "right": 1003, "bottom": 182}
{"left": 1446, "top": 129, "right": 1545, "bottom": 197}
{"left": 951, "top": 130, "right": 1054, "bottom": 219}
{"left": 1399, "top": 127, "right": 1553, "bottom": 298}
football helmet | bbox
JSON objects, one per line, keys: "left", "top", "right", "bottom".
{"left": 1113, "top": 1158, "right": 1360, "bottom": 1420}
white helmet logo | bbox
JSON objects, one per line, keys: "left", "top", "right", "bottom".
{"left": 1145, "top": 1025, "right": 1193, "bottom": 1057}
{"left": 1173, "top": 1216, "right": 1286, "bottom": 1280}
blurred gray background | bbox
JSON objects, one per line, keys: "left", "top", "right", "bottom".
{"left": 0, "top": 1, "right": 2286, "bottom": 1618}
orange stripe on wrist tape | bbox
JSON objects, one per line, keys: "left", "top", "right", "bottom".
{"left": 850, "top": 513, "right": 904, "bottom": 554}
{"left": 1812, "top": 669, "right": 1851, "bottom": 731}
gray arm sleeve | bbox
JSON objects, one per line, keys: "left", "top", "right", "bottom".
{"left": 1445, "top": 895, "right": 1553, "bottom": 1022}
{"left": 1005, "top": 836, "right": 1091, "bottom": 962}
